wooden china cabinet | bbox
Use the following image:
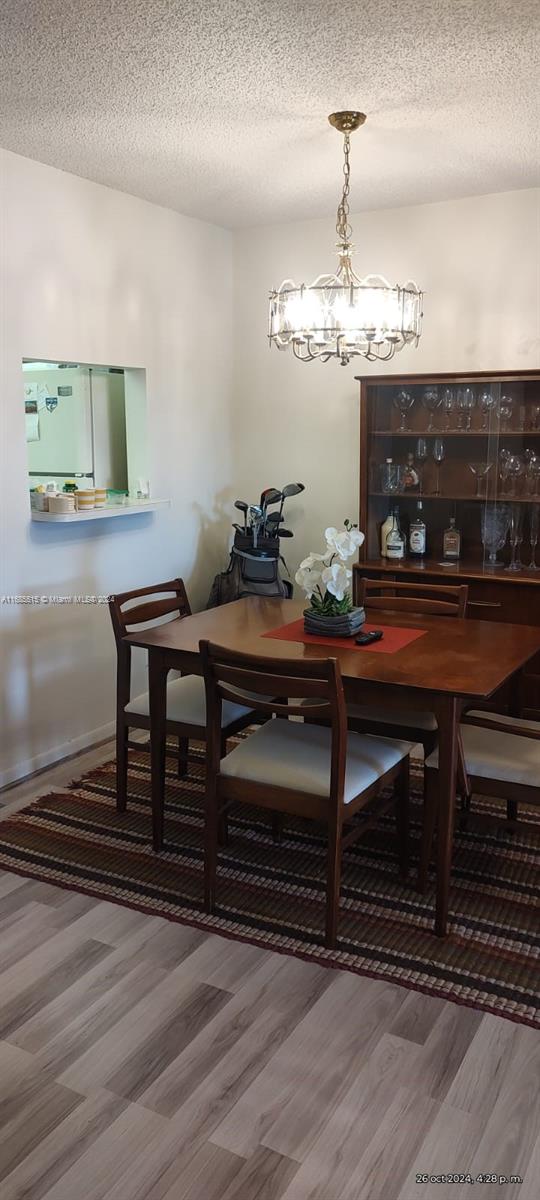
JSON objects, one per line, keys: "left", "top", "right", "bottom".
{"left": 354, "top": 370, "right": 540, "bottom": 717}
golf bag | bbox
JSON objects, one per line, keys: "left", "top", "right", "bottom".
{"left": 207, "top": 530, "right": 292, "bottom": 608}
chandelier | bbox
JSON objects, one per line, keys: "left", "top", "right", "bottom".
{"left": 268, "top": 112, "right": 423, "bottom": 365}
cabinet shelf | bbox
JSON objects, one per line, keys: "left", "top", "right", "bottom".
{"left": 355, "top": 558, "right": 540, "bottom": 586}
{"left": 372, "top": 430, "right": 540, "bottom": 438}
{"left": 370, "top": 491, "right": 540, "bottom": 504}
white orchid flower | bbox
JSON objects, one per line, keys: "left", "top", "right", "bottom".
{"left": 298, "top": 552, "right": 327, "bottom": 572}
{"left": 295, "top": 564, "right": 323, "bottom": 599}
{"left": 325, "top": 526, "right": 365, "bottom": 561}
{"left": 321, "top": 561, "right": 352, "bottom": 601}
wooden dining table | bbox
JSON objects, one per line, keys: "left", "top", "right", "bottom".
{"left": 124, "top": 596, "right": 540, "bottom": 938}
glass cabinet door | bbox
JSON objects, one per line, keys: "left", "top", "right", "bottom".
{"left": 365, "top": 375, "right": 540, "bottom": 576}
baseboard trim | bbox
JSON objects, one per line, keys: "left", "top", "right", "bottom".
{"left": 0, "top": 720, "right": 116, "bottom": 792}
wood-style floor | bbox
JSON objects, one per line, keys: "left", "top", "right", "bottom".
{"left": 0, "top": 744, "right": 539, "bottom": 1200}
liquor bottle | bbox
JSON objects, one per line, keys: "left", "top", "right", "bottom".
{"left": 443, "top": 515, "right": 461, "bottom": 560}
{"left": 380, "top": 508, "right": 394, "bottom": 557}
{"left": 409, "top": 500, "right": 426, "bottom": 557}
{"left": 402, "top": 452, "right": 420, "bottom": 490}
{"left": 386, "top": 508, "right": 405, "bottom": 560}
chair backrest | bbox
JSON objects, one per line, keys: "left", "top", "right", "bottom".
{"left": 200, "top": 640, "right": 348, "bottom": 803}
{"left": 109, "top": 578, "right": 191, "bottom": 645}
{"left": 357, "top": 578, "right": 469, "bottom": 619}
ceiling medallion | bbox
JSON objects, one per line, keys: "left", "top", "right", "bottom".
{"left": 268, "top": 112, "right": 424, "bottom": 365}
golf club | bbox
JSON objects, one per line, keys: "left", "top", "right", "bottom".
{"left": 276, "top": 528, "right": 294, "bottom": 538}
{"left": 277, "top": 481, "right": 305, "bottom": 524}
{"left": 248, "top": 504, "right": 263, "bottom": 548}
{"left": 234, "top": 500, "right": 249, "bottom": 533}
{"left": 260, "top": 487, "right": 282, "bottom": 536}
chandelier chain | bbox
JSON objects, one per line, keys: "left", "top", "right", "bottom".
{"left": 336, "top": 133, "right": 353, "bottom": 245}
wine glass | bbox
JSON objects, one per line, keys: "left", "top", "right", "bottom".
{"left": 481, "top": 504, "right": 510, "bottom": 566}
{"left": 393, "top": 389, "right": 415, "bottom": 432}
{"left": 532, "top": 404, "right": 540, "bottom": 432}
{"left": 498, "top": 394, "right": 514, "bottom": 432}
{"left": 441, "top": 387, "right": 456, "bottom": 430}
{"left": 499, "top": 448, "right": 511, "bottom": 494}
{"left": 526, "top": 458, "right": 540, "bottom": 497}
{"left": 457, "top": 386, "right": 475, "bottom": 431}
{"left": 528, "top": 505, "right": 540, "bottom": 570}
{"left": 505, "top": 454, "right": 524, "bottom": 497}
{"left": 468, "top": 462, "right": 492, "bottom": 498}
{"left": 506, "top": 503, "right": 524, "bottom": 572}
{"left": 432, "top": 438, "right": 445, "bottom": 496}
{"left": 415, "top": 437, "right": 428, "bottom": 494}
{"left": 479, "top": 390, "right": 496, "bottom": 431}
{"left": 421, "top": 386, "right": 442, "bottom": 432}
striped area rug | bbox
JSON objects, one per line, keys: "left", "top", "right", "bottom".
{"left": 0, "top": 743, "right": 538, "bottom": 1027}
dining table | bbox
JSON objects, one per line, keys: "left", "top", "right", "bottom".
{"left": 124, "top": 595, "right": 540, "bottom": 938}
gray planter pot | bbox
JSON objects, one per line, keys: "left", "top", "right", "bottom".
{"left": 303, "top": 606, "right": 366, "bottom": 638}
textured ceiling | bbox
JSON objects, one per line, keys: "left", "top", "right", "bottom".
{"left": 1, "top": 0, "right": 539, "bottom": 229}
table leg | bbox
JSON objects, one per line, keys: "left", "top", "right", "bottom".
{"left": 148, "top": 648, "right": 168, "bottom": 852}
{"left": 434, "top": 695, "right": 459, "bottom": 937}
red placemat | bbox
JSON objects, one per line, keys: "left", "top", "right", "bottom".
{"left": 262, "top": 618, "right": 427, "bottom": 654}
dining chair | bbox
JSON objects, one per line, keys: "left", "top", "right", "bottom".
{"left": 108, "top": 579, "right": 262, "bottom": 822}
{"left": 418, "top": 709, "right": 540, "bottom": 892}
{"left": 200, "top": 640, "right": 412, "bottom": 949}
{"left": 349, "top": 578, "right": 469, "bottom": 763}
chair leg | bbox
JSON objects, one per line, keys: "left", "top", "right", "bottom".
{"left": 204, "top": 787, "right": 219, "bottom": 914}
{"left": 177, "top": 736, "right": 189, "bottom": 778}
{"left": 457, "top": 732, "right": 472, "bottom": 830}
{"left": 217, "top": 736, "right": 229, "bottom": 845}
{"left": 506, "top": 799, "right": 518, "bottom": 823}
{"left": 116, "top": 724, "right": 129, "bottom": 813}
{"left": 418, "top": 768, "right": 438, "bottom": 894}
{"left": 395, "top": 757, "right": 410, "bottom": 879}
{"left": 325, "top": 815, "right": 343, "bottom": 950}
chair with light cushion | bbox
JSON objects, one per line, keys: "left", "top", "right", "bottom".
{"left": 109, "top": 580, "right": 261, "bottom": 827}
{"left": 200, "top": 640, "right": 412, "bottom": 949}
{"left": 348, "top": 577, "right": 469, "bottom": 757}
{"left": 418, "top": 710, "right": 540, "bottom": 892}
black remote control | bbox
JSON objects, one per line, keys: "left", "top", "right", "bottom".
{"left": 355, "top": 630, "right": 384, "bottom": 645}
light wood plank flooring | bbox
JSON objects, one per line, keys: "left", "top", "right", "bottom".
{"left": 0, "top": 745, "right": 538, "bottom": 1200}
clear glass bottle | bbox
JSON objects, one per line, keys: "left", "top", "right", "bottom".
{"left": 409, "top": 500, "right": 426, "bottom": 557}
{"left": 380, "top": 508, "right": 394, "bottom": 558}
{"left": 443, "top": 515, "right": 461, "bottom": 561}
{"left": 386, "top": 508, "right": 405, "bottom": 560}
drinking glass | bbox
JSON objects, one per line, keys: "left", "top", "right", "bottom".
{"left": 393, "top": 389, "right": 415, "bottom": 432}
{"left": 506, "top": 503, "right": 524, "bottom": 572}
{"left": 528, "top": 505, "right": 540, "bottom": 570}
{"left": 479, "top": 390, "right": 496, "bottom": 430}
{"left": 457, "top": 386, "right": 475, "bottom": 431}
{"left": 505, "top": 454, "right": 524, "bottom": 497}
{"left": 441, "top": 387, "right": 456, "bottom": 430}
{"left": 481, "top": 504, "right": 510, "bottom": 566}
{"left": 468, "top": 462, "right": 492, "bottom": 498}
{"left": 499, "top": 448, "right": 510, "bottom": 494}
{"left": 415, "top": 437, "right": 428, "bottom": 494}
{"left": 421, "top": 386, "right": 442, "bottom": 432}
{"left": 532, "top": 404, "right": 540, "bottom": 432}
{"left": 525, "top": 458, "right": 540, "bottom": 497}
{"left": 432, "top": 438, "right": 445, "bottom": 496}
{"left": 498, "top": 394, "right": 514, "bottom": 432}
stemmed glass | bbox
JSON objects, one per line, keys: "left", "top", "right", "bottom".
{"left": 499, "top": 448, "right": 511, "bottom": 494}
{"left": 481, "top": 504, "right": 510, "bottom": 566}
{"left": 441, "top": 387, "right": 456, "bottom": 430}
{"left": 432, "top": 438, "right": 445, "bottom": 496}
{"left": 526, "top": 458, "right": 540, "bottom": 497}
{"left": 457, "top": 386, "right": 476, "bottom": 431}
{"left": 528, "top": 505, "right": 540, "bottom": 570}
{"left": 415, "top": 437, "right": 428, "bottom": 493}
{"left": 506, "top": 504, "right": 524, "bottom": 572}
{"left": 421, "top": 386, "right": 442, "bottom": 432}
{"left": 479, "top": 390, "right": 496, "bottom": 431}
{"left": 532, "top": 404, "right": 540, "bottom": 432}
{"left": 498, "top": 394, "right": 514, "bottom": 432}
{"left": 393, "top": 389, "right": 415, "bottom": 432}
{"left": 468, "top": 462, "right": 492, "bottom": 498}
{"left": 505, "top": 454, "right": 524, "bottom": 497}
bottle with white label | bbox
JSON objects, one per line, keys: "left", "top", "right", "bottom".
{"left": 409, "top": 500, "right": 427, "bottom": 557}
{"left": 380, "top": 508, "right": 394, "bottom": 557}
{"left": 386, "top": 509, "right": 405, "bottom": 560}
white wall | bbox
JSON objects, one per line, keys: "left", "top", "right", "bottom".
{"left": 0, "top": 150, "right": 234, "bottom": 786}
{"left": 232, "top": 189, "right": 540, "bottom": 570}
